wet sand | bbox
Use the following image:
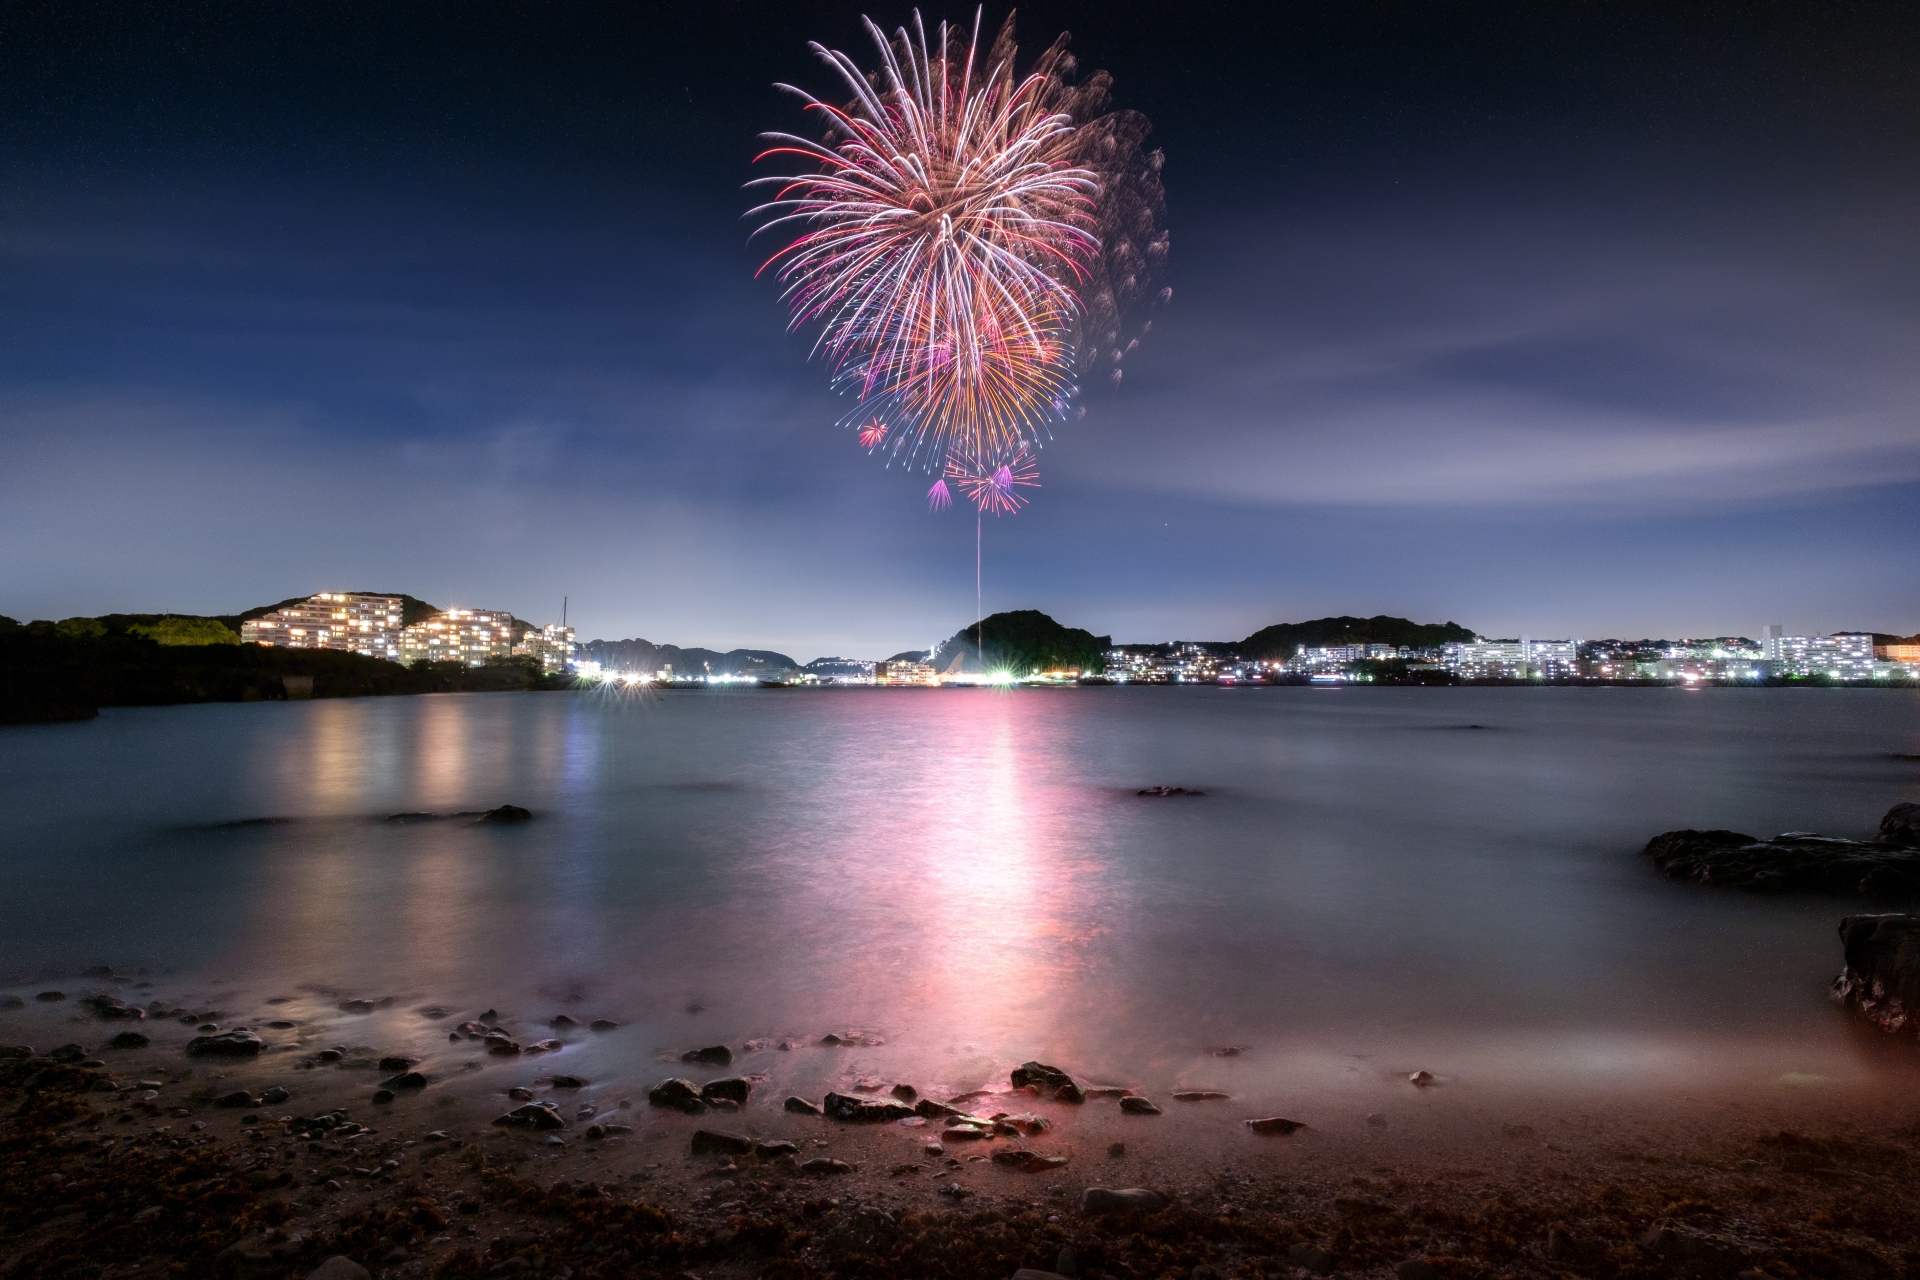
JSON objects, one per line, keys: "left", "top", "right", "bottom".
{"left": 7, "top": 985, "right": 1920, "bottom": 1280}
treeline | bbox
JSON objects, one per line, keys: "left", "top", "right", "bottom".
{"left": 0, "top": 617, "right": 569, "bottom": 725}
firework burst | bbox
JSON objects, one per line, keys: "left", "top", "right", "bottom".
{"left": 946, "top": 445, "right": 1039, "bottom": 515}
{"left": 750, "top": 10, "right": 1100, "bottom": 469}
{"left": 857, "top": 419, "right": 890, "bottom": 448}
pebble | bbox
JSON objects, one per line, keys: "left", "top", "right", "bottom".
{"left": 1119, "top": 1097, "right": 1162, "bottom": 1116}
{"left": 801, "top": 1157, "right": 853, "bottom": 1175}
{"left": 106, "top": 1031, "right": 150, "bottom": 1050}
{"left": 681, "top": 1045, "right": 733, "bottom": 1066}
{"left": 372, "top": 1090, "right": 395, "bottom": 1105}
{"left": 700, "top": 1077, "right": 750, "bottom": 1104}
{"left": 509, "top": 1087, "right": 534, "bottom": 1102}
{"left": 589, "top": 1019, "right": 619, "bottom": 1032}
{"left": 1171, "top": 1091, "right": 1230, "bottom": 1101}
{"left": 1409, "top": 1070, "right": 1434, "bottom": 1087}
{"left": 35, "top": 991, "right": 66, "bottom": 1001}
{"left": 551, "top": 1074, "right": 588, "bottom": 1089}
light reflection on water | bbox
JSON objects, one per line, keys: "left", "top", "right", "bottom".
{"left": 3, "top": 685, "right": 1919, "bottom": 1110}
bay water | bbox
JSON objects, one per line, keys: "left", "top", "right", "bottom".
{"left": 4, "top": 685, "right": 1918, "bottom": 1121}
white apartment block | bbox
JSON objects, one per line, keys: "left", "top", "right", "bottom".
{"left": 512, "top": 622, "right": 577, "bottom": 674}
{"left": 239, "top": 593, "right": 404, "bottom": 659}
{"left": 399, "top": 609, "right": 518, "bottom": 666}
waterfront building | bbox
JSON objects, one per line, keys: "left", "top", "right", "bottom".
{"left": 1445, "top": 637, "right": 1578, "bottom": 679}
{"left": 1769, "top": 633, "right": 1875, "bottom": 679}
{"left": 1877, "top": 642, "right": 1920, "bottom": 662}
{"left": 512, "top": 622, "right": 577, "bottom": 673}
{"left": 875, "top": 658, "right": 938, "bottom": 685}
{"left": 239, "top": 592, "right": 404, "bottom": 659}
{"left": 399, "top": 608, "right": 518, "bottom": 666}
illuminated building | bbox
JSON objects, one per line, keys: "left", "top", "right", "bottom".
{"left": 1767, "top": 632, "right": 1875, "bottom": 679}
{"left": 512, "top": 622, "right": 577, "bottom": 673}
{"left": 399, "top": 609, "right": 519, "bottom": 667}
{"left": 875, "top": 658, "right": 939, "bottom": 685}
{"left": 1876, "top": 643, "right": 1920, "bottom": 662}
{"left": 1445, "top": 638, "right": 1579, "bottom": 678}
{"left": 239, "top": 592, "right": 404, "bottom": 658}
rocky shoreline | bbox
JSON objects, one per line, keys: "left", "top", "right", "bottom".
{"left": 1642, "top": 804, "right": 1920, "bottom": 895}
{"left": 7, "top": 977, "right": 1920, "bottom": 1280}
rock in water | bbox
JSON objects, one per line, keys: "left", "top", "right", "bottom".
{"left": 1119, "top": 1096, "right": 1161, "bottom": 1115}
{"left": 1245, "top": 1116, "right": 1306, "bottom": 1134}
{"left": 682, "top": 1044, "right": 733, "bottom": 1066}
{"left": 647, "top": 1078, "right": 705, "bottom": 1113}
{"left": 1079, "top": 1187, "right": 1169, "bottom": 1216}
{"left": 701, "top": 1077, "right": 751, "bottom": 1104}
{"left": 822, "top": 1091, "right": 915, "bottom": 1122}
{"left": 493, "top": 1102, "right": 565, "bottom": 1130}
{"left": 1882, "top": 803, "right": 1920, "bottom": 846}
{"left": 480, "top": 805, "right": 532, "bottom": 823}
{"left": 992, "top": 1149, "right": 1070, "bottom": 1171}
{"left": 188, "top": 1030, "right": 264, "bottom": 1057}
{"left": 1643, "top": 827, "right": 1920, "bottom": 894}
{"left": 783, "top": 1095, "right": 823, "bottom": 1115}
{"left": 1011, "top": 1061, "right": 1086, "bottom": 1103}
{"left": 1833, "top": 914, "right": 1920, "bottom": 1034}
{"left": 107, "top": 1031, "right": 150, "bottom": 1050}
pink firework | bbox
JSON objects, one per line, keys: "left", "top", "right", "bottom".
{"left": 946, "top": 447, "right": 1040, "bottom": 516}
{"left": 858, "top": 419, "right": 889, "bottom": 448}
{"left": 926, "top": 478, "right": 953, "bottom": 511}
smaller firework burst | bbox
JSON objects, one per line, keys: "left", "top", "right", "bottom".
{"left": 858, "top": 419, "right": 888, "bottom": 449}
{"left": 926, "top": 478, "right": 953, "bottom": 511}
{"left": 947, "top": 448, "right": 1040, "bottom": 516}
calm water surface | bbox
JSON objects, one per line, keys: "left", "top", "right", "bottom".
{"left": 4, "top": 686, "right": 1919, "bottom": 1113}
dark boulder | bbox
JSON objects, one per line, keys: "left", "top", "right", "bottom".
{"left": 1882, "top": 803, "right": 1920, "bottom": 846}
{"left": 682, "top": 1044, "right": 733, "bottom": 1066}
{"left": 823, "top": 1091, "right": 915, "bottom": 1122}
{"left": 647, "top": 1078, "right": 706, "bottom": 1113}
{"left": 689, "top": 1129, "right": 755, "bottom": 1156}
{"left": 383, "top": 1071, "right": 428, "bottom": 1090}
{"left": 378, "top": 1056, "right": 420, "bottom": 1072}
{"left": 188, "top": 1030, "right": 265, "bottom": 1057}
{"left": 217, "top": 1090, "right": 258, "bottom": 1108}
{"left": 701, "top": 1077, "right": 751, "bottom": 1104}
{"left": 784, "top": 1096, "right": 823, "bottom": 1115}
{"left": 480, "top": 805, "right": 532, "bottom": 824}
{"left": 1642, "top": 828, "right": 1920, "bottom": 894}
{"left": 589, "top": 1019, "right": 620, "bottom": 1032}
{"left": 106, "top": 1031, "right": 150, "bottom": 1050}
{"left": 1011, "top": 1061, "right": 1086, "bottom": 1103}
{"left": 1833, "top": 914, "right": 1920, "bottom": 1035}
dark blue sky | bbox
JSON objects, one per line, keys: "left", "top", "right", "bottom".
{"left": 2, "top": 2, "right": 1916, "bottom": 658}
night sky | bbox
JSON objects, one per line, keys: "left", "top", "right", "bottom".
{"left": 3, "top": 2, "right": 1916, "bottom": 659}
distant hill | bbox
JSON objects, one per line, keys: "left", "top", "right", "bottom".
{"left": 805, "top": 656, "right": 874, "bottom": 677}
{"left": 1239, "top": 615, "right": 1475, "bottom": 659}
{"left": 933, "top": 610, "right": 1110, "bottom": 676}
{"left": 224, "top": 593, "right": 442, "bottom": 631}
{"left": 580, "top": 637, "right": 798, "bottom": 677}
